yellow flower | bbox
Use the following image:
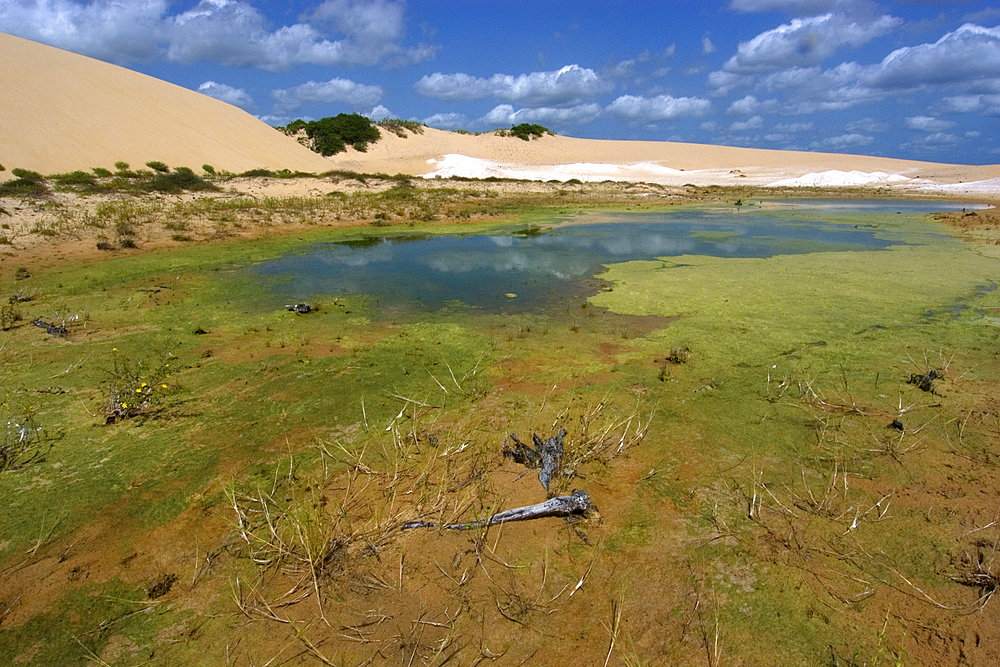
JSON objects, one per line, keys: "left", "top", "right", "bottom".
{"left": 161, "top": 384, "right": 168, "bottom": 389}
{"left": 121, "top": 402, "right": 128, "bottom": 408}
{"left": 136, "top": 388, "right": 143, "bottom": 393}
{"left": 141, "top": 382, "right": 147, "bottom": 387}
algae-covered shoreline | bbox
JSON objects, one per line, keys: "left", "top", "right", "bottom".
{"left": 3, "top": 189, "right": 1000, "bottom": 666}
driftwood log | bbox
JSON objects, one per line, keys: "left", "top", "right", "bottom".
{"left": 503, "top": 428, "right": 565, "bottom": 490}
{"left": 402, "top": 489, "right": 593, "bottom": 531}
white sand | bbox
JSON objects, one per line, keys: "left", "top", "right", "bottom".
{"left": 423, "top": 154, "right": 683, "bottom": 182}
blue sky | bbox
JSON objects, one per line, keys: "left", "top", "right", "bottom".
{"left": 3, "top": 0, "right": 1000, "bottom": 164}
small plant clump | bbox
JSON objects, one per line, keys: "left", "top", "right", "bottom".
{"left": 145, "top": 160, "right": 170, "bottom": 173}
{"left": 1, "top": 406, "right": 49, "bottom": 472}
{"left": 377, "top": 118, "right": 425, "bottom": 137}
{"left": 143, "top": 167, "right": 217, "bottom": 194}
{"left": 1, "top": 301, "right": 20, "bottom": 331}
{"left": 100, "top": 348, "right": 174, "bottom": 424}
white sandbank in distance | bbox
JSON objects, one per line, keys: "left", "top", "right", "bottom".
{"left": 1, "top": 32, "right": 998, "bottom": 197}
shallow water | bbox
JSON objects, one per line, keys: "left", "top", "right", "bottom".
{"left": 759, "top": 198, "right": 991, "bottom": 213}
{"left": 252, "top": 203, "right": 968, "bottom": 314}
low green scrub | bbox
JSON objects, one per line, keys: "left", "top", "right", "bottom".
{"left": 0, "top": 168, "right": 48, "bottom": 197}
{"left": 497, "top": 123, "right": 553, "bottom": 141}
{"left": 377, "top": 118, "right": 425, "bottom": 137}
{"left": 284, "top": 113, "right": 381, "bottom": 156}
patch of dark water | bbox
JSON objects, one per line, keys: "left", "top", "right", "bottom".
{"left": 921, "top": 281, "right": 998, "bottom": 320}
{"left": 251, "top": 207, "right": 946, "bottom": 315}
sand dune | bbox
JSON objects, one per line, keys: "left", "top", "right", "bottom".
{"left": 0, "top": 32, "right": 332, "bottom": 176}
{"left": 2, "top": 32, "right": 998, "bottom": 195}
{"left": 333, "top": 128, "right": 1000, "bottom": 193}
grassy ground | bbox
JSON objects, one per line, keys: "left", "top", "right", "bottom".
{"left": 1, "top": 182, "right": 999, "bottom": 666}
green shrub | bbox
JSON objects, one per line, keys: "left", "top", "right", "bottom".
{"left": 92, "top": 167, "right": 112, "bottom": 178}
{"left": 145, "top": 161, "right": 170, "bottom": 173}
{"left": 11, "top": 168, "right": 43, "bottom": 182}
{"left": 53, "top": 170, "right": 96, "bottom": 185}
{"left": 113, "top": 161, "right": 139, "bottom": 179}
{"left": 301, "top": 114, "right": 381, "bottom": 156}
{"left": 282, "top": 119, "right": 308, "bottom": 134}
{"left": 509, "top": 123, "right": 552, "bottom": 141}
{"left": 143, "top": 170, "right": 218, "bottom": 193}
{"left": 0, "top": 169, "right": 48, "bottom": 196}
{"left": 240, "top": 168, "right": 276, "bottom": 178}
{"left": 202, "top": 164, "right": 216, "bottom": 175}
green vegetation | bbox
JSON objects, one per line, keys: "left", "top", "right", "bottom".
{"left": 0, "top": 168, "right": 48, "bottom": 196}
{"left": 377, "top": 118, "right": 426, "bottom": 137}
{"left": 282, "top": 113, "right": 382, "bottom": 155}
{"left": 144, "top": 160, "right": 169, "bottom": 173}
{"left": 502, "top": 123, "right": 553, "bottom": 140}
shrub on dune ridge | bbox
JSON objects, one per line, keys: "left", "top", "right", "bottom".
{"left": 377, "top": 118, "right": 425, "bottom": 137}
{"left": 281, "top": 113, "right": 382, "bottom": 156}
{"left": 509, "top": 123, "right": 553, "bottom": 141}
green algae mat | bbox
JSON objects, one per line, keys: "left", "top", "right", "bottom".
{"left": 2, "top": 201, "right": 1000, "bottom": 666}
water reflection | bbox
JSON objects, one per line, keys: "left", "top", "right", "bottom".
{"left": 253, "top": 208, "right": 928, "bottom": 314}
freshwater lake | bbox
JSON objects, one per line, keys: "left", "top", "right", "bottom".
{"left": 252, "top": 200, "right": 981, "bottom": 315}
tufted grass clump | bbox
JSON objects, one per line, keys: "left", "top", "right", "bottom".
{"left": 1, "top": 403, "right": 50, "bottom": 472}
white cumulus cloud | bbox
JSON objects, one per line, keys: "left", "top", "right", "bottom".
{"left": 366, "top": 105, "right": 394, "bottom": 120}
{"left": 729, "top": 0, "right": 842, "bottom": 14}
{"left": 479, "top": 103, "right": 602, "bottom": 128}
{"left": 198, "top": 81, "right": 254, "bottom": 109}
{"left": 810, "top": 133, "right": 874, "bottom": 149}
{"left": 271, "top": 78, "right": 383, "bottom": 114}
{"left": 864, "top": 23, "right": 1000, "bottom": 90}
{"left": 0, "top": 0, "right": 169, "bottom": 62}
{"left": 730, "top": 115, "right": 764, "bottom": 130}
{"left": 415, "top": 65, "right": 613, "bottom": 107}
{"left": 605, "top": 94, "right": 712, "bottom": 123}
{"left": 904, "top": 116, "right": 956, "bottom": 132}
{"left": 723, "top": 12, "right": 901, "bottom": 73}
{"left": 0, "top": 0, "right": 436, "bottom": 70}
{"left": 422, "top": 112, "right": 471, "bottom": 130}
